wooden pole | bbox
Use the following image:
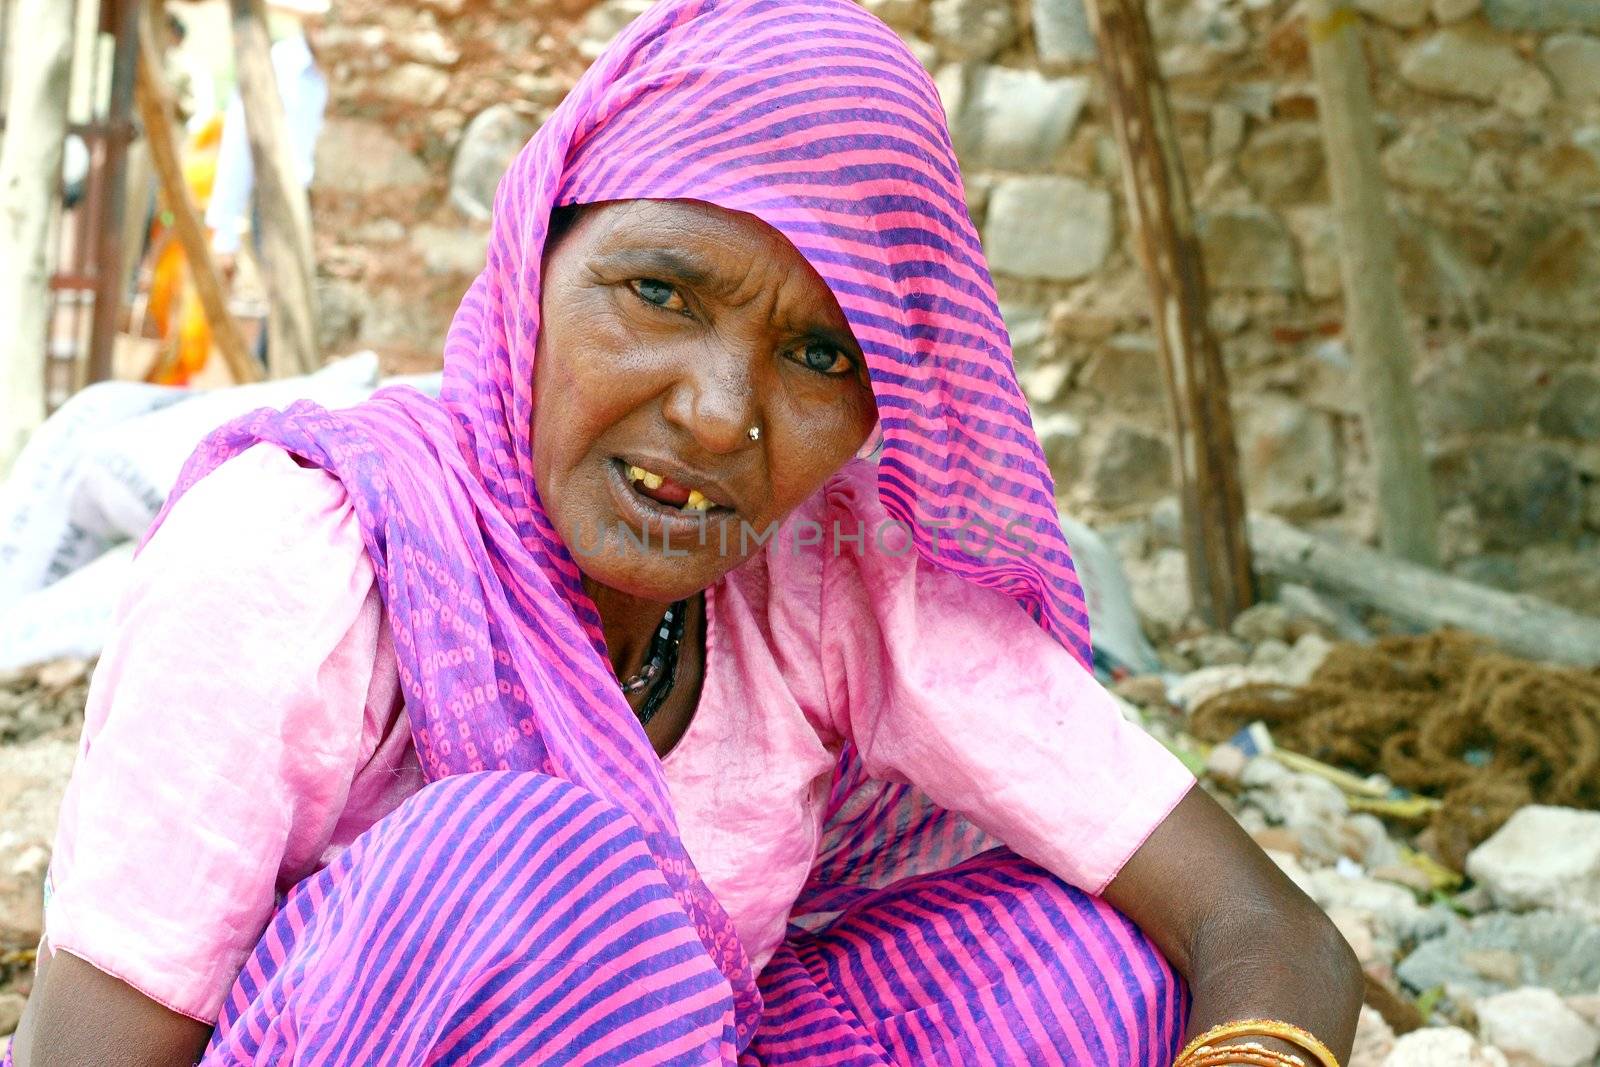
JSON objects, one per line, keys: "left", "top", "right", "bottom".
{"left": 85, "top": 0, "right": 140, "bottom": 388}
{"left": 0, "top": 0, "right": 74, "bottom": 475}
{"left": 1080, "top": 0, "right": 1257, "bottom": 627}
{"left": 134, "top": 2, "right": 261, "bottom": 385}
{"left": 1304, "top": 0, "right": 1440, "bottom": 566}
{"left": 227, "top": 0, "right": 319, "bottom": 378}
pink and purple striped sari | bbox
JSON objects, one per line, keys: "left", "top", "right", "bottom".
{"left": 114, "top": 0, "right": 1186, "bottom": 1061}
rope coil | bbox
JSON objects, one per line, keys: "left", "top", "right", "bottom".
{"left": 1190, "top": 631, "right": 1600, "bottom": 868}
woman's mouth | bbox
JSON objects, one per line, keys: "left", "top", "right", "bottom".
{"left": 624, "top": 463, "right": 716, "bottom": 512}
{"left": 604, "top": 459, "right": 736, "bottom": 546}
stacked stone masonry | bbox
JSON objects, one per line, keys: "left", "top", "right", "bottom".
{"left": 310, "top": 0, "right": 1600, "bottom": 610}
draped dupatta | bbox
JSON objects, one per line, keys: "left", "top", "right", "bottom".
{"left": 150, "top": 0, "right": 1094, "bottom": 1049}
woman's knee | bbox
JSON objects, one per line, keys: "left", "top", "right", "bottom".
{"left": 378, "top": 770, "right": 644, "bottom": 854}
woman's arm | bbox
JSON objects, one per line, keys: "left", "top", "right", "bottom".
{"left": 1102, "top": 783, "right": 1364, "bottom": 1063}
{"left": 14, "top": 447, "right": 391, "bottom": 1064}
{"left": 12, "top": 945, "right": 212, "bottom": 1067}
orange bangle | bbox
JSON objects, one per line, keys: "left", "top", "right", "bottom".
{"left": 1175, "top": 1020, "right": 1341, "bottom": 1067}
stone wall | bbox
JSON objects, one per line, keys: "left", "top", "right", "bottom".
{"left": 308, "top": 0, "right": 1600, "bottom": 608}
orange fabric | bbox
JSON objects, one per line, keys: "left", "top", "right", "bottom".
{"left": 147, "top": 114, "right": 224, "bottom": 386}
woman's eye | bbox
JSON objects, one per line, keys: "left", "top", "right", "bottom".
{"left": 794, "top": 341, "right": 854, "bottom": 377}
{"left": 629, "top": 278, "right": 688, "bottom": 314}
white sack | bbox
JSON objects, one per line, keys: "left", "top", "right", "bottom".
{"left": 70, "top": 353, "right": 381, "bottom": 545}
{"left": 0, "top": 383, "right": 184, "bottom": 612}
{"left": 0, "top": 541, "right": 137, "bottom": 672}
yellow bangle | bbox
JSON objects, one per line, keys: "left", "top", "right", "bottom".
{"left": 1179, "top": 1042, "right": 1309, "bottom": 1067}
{"left": 1175, "top": 1020, "right": 1341, "bottom": 1067}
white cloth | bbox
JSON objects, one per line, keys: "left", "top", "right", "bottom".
{"left": 205, "top": 32, "right": 328, "bottom": 255}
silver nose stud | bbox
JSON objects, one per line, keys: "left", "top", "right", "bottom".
{"left": 747, "top": 425, "right": 761, "bottom": 442}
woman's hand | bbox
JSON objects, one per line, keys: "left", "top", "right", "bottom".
{"left": 1102, "top": 783, "right": 1364, "bottom": 1065}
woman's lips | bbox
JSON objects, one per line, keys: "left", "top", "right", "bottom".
{"left": 604, "top": 459, "right": 734, "bottom": 549}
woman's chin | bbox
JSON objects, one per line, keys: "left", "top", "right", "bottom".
{"left": 571, "top": 548, "right": 725, "bottom": 603}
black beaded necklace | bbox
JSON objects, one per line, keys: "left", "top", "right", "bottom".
{"left": 619, "top": 598, "right": 690, "bottom": 726}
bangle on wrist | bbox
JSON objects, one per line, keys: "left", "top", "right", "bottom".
{"left": 1179, "top": 1042, "right": 1308, "bottom": 1067}
{"left": 1174, "top": 1020, "right": 1341, "bottom": 1067}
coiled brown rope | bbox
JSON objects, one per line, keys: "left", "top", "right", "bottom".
{"left": 1189, "top": 631, "right": 1600, "bottom": 868}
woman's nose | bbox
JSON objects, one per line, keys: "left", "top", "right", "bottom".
{"left": 662, "top": 342, "right": 760, "bottom": 456}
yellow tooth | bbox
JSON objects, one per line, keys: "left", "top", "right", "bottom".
{"left": 685, "top": 489, "right": 713, "bottom": 512}
{"left": 629, "top": 465, "right": 664, "bottom": 490}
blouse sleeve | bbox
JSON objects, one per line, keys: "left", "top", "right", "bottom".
{"left": 816, "top": 462, "right": 1194, "bottom": 895}
{"left": 45, "top": 443, "right": 387, "bottom": 1023}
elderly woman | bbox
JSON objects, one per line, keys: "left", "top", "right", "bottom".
{"left": 11, "top": 0, "right": 1362, "bottom": 1064}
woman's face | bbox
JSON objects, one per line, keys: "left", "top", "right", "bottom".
{"left": 531, "top": 199, "right": 878, "bottom": 603}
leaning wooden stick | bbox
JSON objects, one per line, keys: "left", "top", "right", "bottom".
{"left": 228, "top": 0, "right": 322, "bottom": 378}
{"left": 133, "top": 4, "right": 261, "bottom": 384}
{"left": 1080, "top": 0, "right": 1257, "bottom": 627}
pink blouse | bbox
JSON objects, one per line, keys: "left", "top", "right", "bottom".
{"left": 45, "top": 444, "right": 1192, "bottom": 1023}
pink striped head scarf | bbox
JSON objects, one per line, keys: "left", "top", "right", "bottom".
{"left": 157, "top": 0, "right": 1090, "bottom": 1046}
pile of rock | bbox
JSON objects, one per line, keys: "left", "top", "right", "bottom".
{"left": 0, "top": 658, "right": 90, "bottom": 747}
{"left": 1111, "top": 555, "right": 1600, "bottom": 1067}
{"left": 0, "top": 660, "right": 87, "bottom": 1037}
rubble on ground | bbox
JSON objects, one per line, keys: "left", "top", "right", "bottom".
{"left": 0, "top": 659, "right": 89, "bottom": 747}
{"left": 1104, "top": 525, "right": 1600, "bottom": 1067}
{"left": 0, "top": 664, "right": 83, "bottom": 1019}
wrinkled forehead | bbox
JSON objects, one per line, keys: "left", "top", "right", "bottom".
{"left": 547, "top": 0, "right": 998, "bottom": 364}
{"left": 554, "top": 197, "right": 852, "bottom": 325}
